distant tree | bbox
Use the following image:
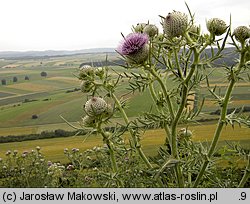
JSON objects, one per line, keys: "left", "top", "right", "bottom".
{"left": 40, "top": 71, "right": 47, "bottom": 77}
{"left": 1, "top": 79, "right": 6, "bottom": 85}
{"left": 13, "top": 76, "right": 18, "bottom": 82}
{"left": 24, "top": 76, "right": 29, "bottom": 80}
{"left": 31, "top": 114, "right": 38, "bottom": 119}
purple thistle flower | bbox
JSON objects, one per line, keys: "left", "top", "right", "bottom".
{"left": 118, "top": 33, "right": 148, "bottom": 55}
{"left": 118, "top": 33, "right": 149, "bottom": 65}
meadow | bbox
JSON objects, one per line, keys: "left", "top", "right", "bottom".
{"left": 0, "top": 52, "right": 249, "bottom": 163}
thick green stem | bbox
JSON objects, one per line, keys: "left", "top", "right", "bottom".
{"left": 173, "top": 48, "right": 184, "bottom": 79}
{"left": 193, "top": 81, "right": 235, "bottom": 187}
{"left": 193, "top": 46, "right": 247, "bottom": 187}
{"left": 98, "top": 125, "right": 118, "bottom": 173}
{"left": 111, "top": 93, "right": 153, "bottom": 169}
{"left": 168, "top": 45, "right": 199, "bottom": 187}
{"left": 105, "top": 138, "right": 118, "bottom": 173}
{"left": 148, "top": 68, "right": 175, "bottom": 119}
{"left": 238, "top": 155, "right": 250, "bottom": 187}
{"left": 97, "top": 126, "right": 118, "bottom": 173}
{"left": 148, "top": 80, "right": 171, "bottom": 144}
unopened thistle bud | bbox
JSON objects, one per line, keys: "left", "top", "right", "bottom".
{"left": 163, "top": 11, "right": 188, "bottom": 38}
{"left": 133, "top": 23, "right": 147, "bottom": 33}
{"left": 118, "top": 33, "right": 149, "bottom": 64}
{"left": 103, "top": 104, "right": 113, "bottom": 118}
{"left": 233, "top": 26, "right": 250, "bottom": 43}
{"left": 178, "top": 128, "right": 192, "bottom": 139}
{"left": 82, "top": 115, "right": 96, "bottom": 127}
{"left": 85, "top": 97, "right": 107, "bottom": 116}
{"left": 79, "top": 65, "right": 94, "bottom": 79}
{"left": 206, "top": 18, "right": 227, "bottom": 36}
{"left": 143, "top": 24, "right": 159, "bottom": 37}
{"left": 189, "top": 25, "right": 200, "bottom": 39}
{"left": 80, "top": 81, "right": 92, "bottom": 93}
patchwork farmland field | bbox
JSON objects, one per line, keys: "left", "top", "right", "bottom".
{"left": 0, "top": 52, "right": 249, "bottom": 163}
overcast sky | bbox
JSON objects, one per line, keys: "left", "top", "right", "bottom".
{"left": 0, "top": 0, "right": 249, "bottom": 51}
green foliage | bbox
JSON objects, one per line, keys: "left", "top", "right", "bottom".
{"left": 0, "top": 4, "right": 250, "bottom": 188}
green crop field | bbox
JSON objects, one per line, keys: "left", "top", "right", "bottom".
{"left": 0, "top": 53, "right": 249, "bottom": 164}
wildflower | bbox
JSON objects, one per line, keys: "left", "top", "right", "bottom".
{"left": 80, "top": 81, "right": 92, "bottom": 93}
{"left": 22, "top": 153, "right": 27, "bottom": 158}
{"left": 103, "top": 104, "right": 113, "bottom": 118}
{"left": 79, "top": 65, "right": 95, "bottom": 79}
{"left": 86, "top": 156, "right": 92, "bottom": 160}
{"left": 143, "top": 24, "right": 159, "bottom": 37}
{"left": 79, "top": 64, "right": 92, "bottom": 71}
{"left": 163, "top": 11, "right": 188, "bottom": 38}
{"left": 178, "top": 128, "right": 192, "bottom": 140}
{"left": 48, "top": 161, "right": 53, "bottom": 167}
{"left": 67, "top": 164, "right": 74, "bottom": 170}
{"left": 84, "top": 97, "right": 107, "bottom": 116}
{"left": 82, "top": 115, "right": 95, "bottom": 127}
{"left": 94, "top": 67, "right": 105, "bottom": 77}
{"left": 233, "top": 26, "right": 250, "bottom": 43}
{"left": 5, "top": 150, "right": 11, "bottom": 156}
{"left": 118, "top": 33, "right": 149, "bottom": 64}
{"left": 133, "top": 23, "right": 147, "bottom": 33}
{"left": 189, "top": 25, "right": 200, "bottom": 39}
{"left": 206, "top": 18, "right": 227, "bottom": 36}
{"left": 72, "top": 148, "right": 79, "bottom": 153}
{"left": 36, "top": 146, "right": 41, "bottom": 151}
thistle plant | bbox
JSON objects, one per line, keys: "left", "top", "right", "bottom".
{"left": 66, "top": 4, "right": 250, "bottom": 187}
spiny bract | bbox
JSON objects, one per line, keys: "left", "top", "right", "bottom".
{"left": 163, "top": 11, "right": 188, "bottom": 38}
{"left": 233, "top": 26, "right": 250, "bottom": 43}
{"left": 206, "top": 18, "right": 227, "bottom": 36}
{"left": 143, "top": 24, "right": 159, "bottom": 37}
{"left": 85, "top": 97, "right": 107, "bottom": 116}
{"left": 82, "top": 115, "right": 95, "bottom": 127}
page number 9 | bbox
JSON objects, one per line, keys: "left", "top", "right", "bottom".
{"left": 240, "top": 192, "right": 246, "bottom": 200}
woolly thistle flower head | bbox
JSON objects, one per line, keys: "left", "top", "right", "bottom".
{"left": 82, "top": 115, "right": 96, "bottom": 127}
{"left": 80, "top": 81, "right": 92, "bottom": 93}
{"left": 79, "top": 65, "right": 95, "bottom": 79}
{"left": 178, "top": 128, "right": 192, "bottom": 141}
{"left": 143, "top": 24, "right": 159, "bottom": 37}
{"left": 233, "top": 26, "right": 250, "bottom": 43}
{"left": 163, "top": 11, "right": 188, "bottom": 38}
{"left": 84, "top": 97, "right": 107, "bottom": 116}
{"left": 133, "top": 23, "right": 147, "bottom": 33}
{"left": 206, "top": 18, "right": 227, "bottom": 36}
{"left": 188, "top": 25, "right": 200, "bottom": 39}
{"left": 118, "top": 33, "right": 149, "bottom": 64}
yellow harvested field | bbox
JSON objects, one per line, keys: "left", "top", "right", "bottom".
{"left": 141, "top": 124, "right": 250, "bottom": 142}
{"left": 7, "top": 82, "right": 57, "bottom": 92}
{"left": 204, "top": 99, "right": 250, "bottom": 107}
{"left": 46, "top": 76, "right": 79, "bottom": 84}
{"left": 0, "top": 69, "right": 26, "bottom": 74}
{"left": 200, "top": 82, "right": 250, "bottom": 88}
{"left": 0, "top": 126, "right": 39, "bottom": 136}
{"left": 230, "top": 100, "right": 250, "bottom": 105}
